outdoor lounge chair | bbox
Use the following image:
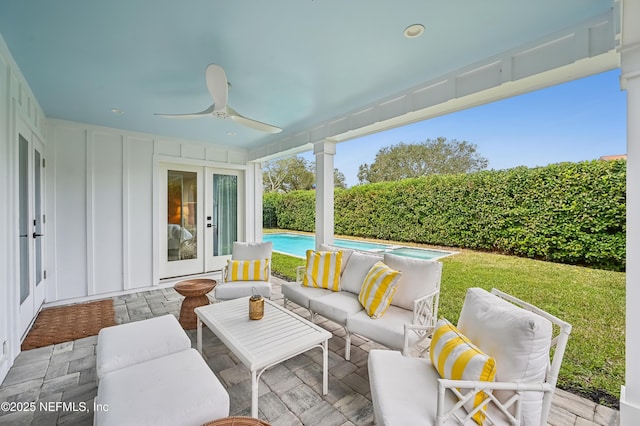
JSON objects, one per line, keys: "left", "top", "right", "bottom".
{"left": 368, "top": 287, "right": 572, "bottom": 425}
{"left": 214, "top": 241, "right": 273, "bottom": 300}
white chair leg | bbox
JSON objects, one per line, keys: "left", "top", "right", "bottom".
{"left": 344, "top": 328, "right": 351, "bottom": 361}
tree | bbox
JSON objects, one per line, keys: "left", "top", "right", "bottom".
{"left": 334, "top": 169, "right": 347, "bottom": 189}
{"left": 263, "top": 156, "right": 315, "bottom": 192}
{"left": 263, "top": 155, "right": 347, "bottom": 192}
{"left": 357, "top": 137, "right": 488, "bottom": 184}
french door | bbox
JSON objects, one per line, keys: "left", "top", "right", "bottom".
{"left": 160, "top": 164, "right": 244, "bottom": 278}
{"left": 18, "top": 129, "right": 46, "bottom": 337}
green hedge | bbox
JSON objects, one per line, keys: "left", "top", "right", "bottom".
{"left": 267, "top": 160, "right": 626, "bottom": 271}
{"left": 263, "top": 192, "right": 279, "bottom": 228}
{"left": 273, "top": 190, "right": 316, "bottom": 231}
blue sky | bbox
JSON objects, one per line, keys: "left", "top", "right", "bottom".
{"left": 302, "top": 69, "right": 627, "bottom": 187}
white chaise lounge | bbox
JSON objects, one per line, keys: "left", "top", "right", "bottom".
{"left": 368, "top": 287, "right": 572, "bottom": 426}
{"left": 96, "top": 314, "right": 190, "bottom": 379}
{"left": 95, "top": 315, "right": 230, "bottom": 426}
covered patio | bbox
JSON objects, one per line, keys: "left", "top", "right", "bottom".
{"left": 0, "top": 278, "right": 620, "bottom": 425}
{"left": 1, "top": 1, "right": 639, "bottom": 424}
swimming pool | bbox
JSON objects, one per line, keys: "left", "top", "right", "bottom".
{"left": 263, "top": 233, "right": 453, "bottom": 260}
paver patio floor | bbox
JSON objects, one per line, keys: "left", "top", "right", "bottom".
{"left": 0, "top": 277, "right": 620, "bottom": 425}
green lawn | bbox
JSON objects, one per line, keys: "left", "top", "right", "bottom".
{"left": 271, "top": 249, "right": 625, "bottom": 408}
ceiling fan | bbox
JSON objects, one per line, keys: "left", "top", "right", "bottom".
{"left": 155, "top": 64, "right": 282, "bottom": 134}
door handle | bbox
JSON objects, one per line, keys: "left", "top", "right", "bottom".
{"left": 20, "top": 234, "right": 28, "bottom": 238}
{"left": 33, "top": 232, "right": 44, "bottom": 238}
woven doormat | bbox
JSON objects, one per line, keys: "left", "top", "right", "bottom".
{"left": 21, "top": 299, "right": 116, "bottom": 350}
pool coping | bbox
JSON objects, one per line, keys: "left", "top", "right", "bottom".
{"left": 265, "top": 232, "right": 458, "bottom": 261}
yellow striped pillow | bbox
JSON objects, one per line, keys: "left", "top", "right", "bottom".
{"left": 430, "top": 318, "right": 497, "bottom": 425}
{"left": 227, "top": 258, "right": 269, "bottom": 281}
{"left": 358, "top": 261, "right": 401, "bottom": 318}
{"left": 302, "top": 250, "right": 343, "bottom": 291}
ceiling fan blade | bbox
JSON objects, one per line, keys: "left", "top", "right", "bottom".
{"left": 205, "top": 64, "right": 228, "bottom": 112}
{"left": 154, "top": 104, "right": 215, "bottom": 119}
{"left": 226, "top": 106, "right": 282, "bottom": 133}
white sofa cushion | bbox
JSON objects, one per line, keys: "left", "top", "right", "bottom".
{"left": 358, "top": 261, "right": 402, "bottom": 318}
{"left": 281, "top": 282, "right": 333, "bottom": 309}
{"left": 232, "top": 241, "right": 272, "bottom": 260}
{"left": 347, "top": 305, "right": 416, "bottom": 350}
{"left": 383, "top": 253, "right": 443, "bottom": 311}
{"left": 457, "top": 288, "right": 553, "bottom": 426}
{"left": 340, "top": 251, "right": 383, "bottom": 294}
{"left": 95, "top": 348, "right": 229, "bottom": 426}
{"left": 369, "top": 349, "right": 463, "bottom": 426}
{"left": 369, "top": 349, "right": 515, "bottom": 426}
{"left": 319, "top": 244, "right": 354, "bottom": 274}
{"left": 96, "top": 314, "right": 190, "bottom": 379}
{"left": 310, "top": 292, "right": 363, "bottom": 323}
{"left": 215, "top": 280, "right": 271, "bottom": 300}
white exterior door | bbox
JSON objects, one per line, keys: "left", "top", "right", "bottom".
{"left": 160, "top": 164, "right": 244, "bottom": 278}
{"left": 18, "top": 126, "right": 46, "bottom": 337}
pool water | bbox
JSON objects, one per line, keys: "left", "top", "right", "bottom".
{"left": 263, "top": 233, "right": 452, "bottom": 260}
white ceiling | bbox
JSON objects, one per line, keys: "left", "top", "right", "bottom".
{"left": 0, "top": 0, "right": 618, "bottom": 156}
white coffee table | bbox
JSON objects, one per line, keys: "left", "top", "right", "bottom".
{"left": 195, "top": 297, "right": 332, "bottom": 418}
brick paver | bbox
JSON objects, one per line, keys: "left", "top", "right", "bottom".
{"left": 0, "top": 277, "right": 620, "bottom": 425}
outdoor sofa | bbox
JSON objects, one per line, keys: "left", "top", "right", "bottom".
{"left": 282, "top": 244, "right": 442, "bottom": 360}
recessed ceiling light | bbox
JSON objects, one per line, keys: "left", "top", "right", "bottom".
{"left": 404, "top": 24, "right": 425, "bottom": 39}
{"left": 110, "top": 108, "right": 124, "bottom": 115}
{"left": 226, "top": 131, "right": 236, "bottom": 136}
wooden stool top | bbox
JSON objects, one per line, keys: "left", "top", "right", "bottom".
{"left": 174, "top": 278, "right": 216, "bottom": 297}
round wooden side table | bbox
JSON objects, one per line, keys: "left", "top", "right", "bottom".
{"left": 174, "top": 278, "right": 216, "bottom": 329}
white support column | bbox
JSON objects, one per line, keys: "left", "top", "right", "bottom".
{"left": 314, "top": 140, "right": 336, "bottom": 249}
{"left": 247, "top": 161, "right": 264, "bottom": 242}
{"left": 620, "top": 1, "right": 640, "bottom": 423}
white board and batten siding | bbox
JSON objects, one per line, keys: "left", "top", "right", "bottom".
{"left": 45, "top": 118, "right": 250, "bottom": 304}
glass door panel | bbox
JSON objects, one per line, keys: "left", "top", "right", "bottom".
{"left": 213, "top": 174, "right": 237, "bottom": 257}
{"left": 160, "top": 164, "right": 204, "bottom": 278}
{"left": 167, "top": 170, "right": 198, "bottom": 262}
{"left": 34, "top": 148, "right": 43, "bottom": 286}
{"left": 205, "top": 168, "right": 243, "bottom": 271}
{"left": 19, "top": 135, "right": 29, "bottom": 303}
